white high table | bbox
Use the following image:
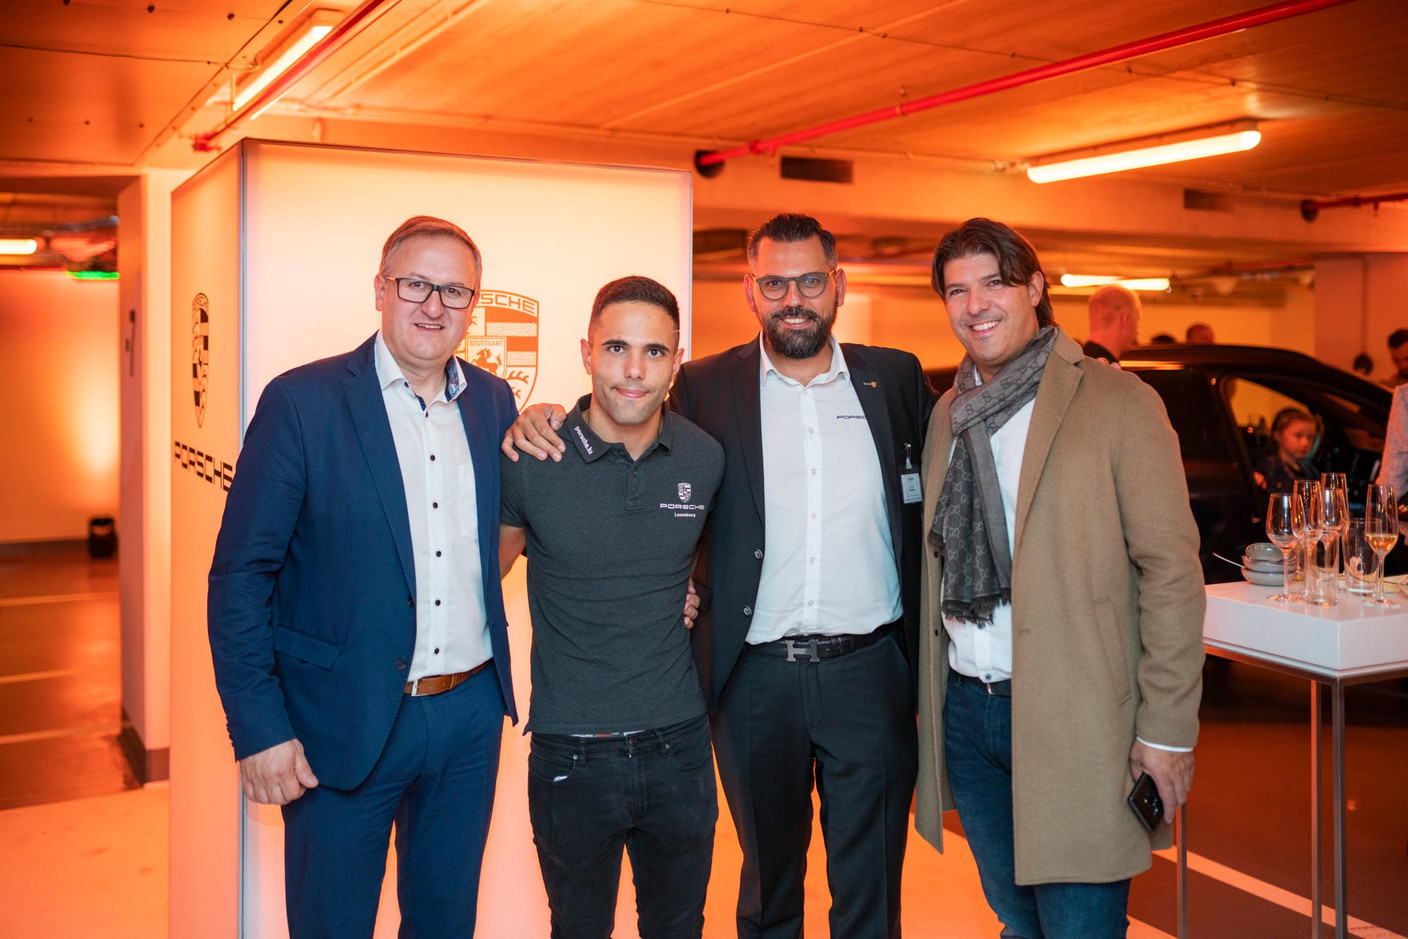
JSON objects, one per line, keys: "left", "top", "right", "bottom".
{"left": 1203, "top": 581, "right": 1408, "bottom": 939}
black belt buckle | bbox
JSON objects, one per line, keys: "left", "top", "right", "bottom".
{"left": 784, "top": 638, "right": 820, "bottom": 663}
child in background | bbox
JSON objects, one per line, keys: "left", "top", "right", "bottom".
{"left": 1254, "top": 407, "right": 1320, "bottom": 493}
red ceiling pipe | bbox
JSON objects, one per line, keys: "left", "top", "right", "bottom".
{"left": 1301, "top": 191, "right": 1408, "bottom": 221}
{"left": 193, "top": 0, "right": 394, "bottom": 152}
{"left": 695, "top": 0, "right": 1356, "bottom": 171}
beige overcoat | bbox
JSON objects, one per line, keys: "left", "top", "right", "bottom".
{"left": 913, "top": 330, "right": 1205, "bottom": 885}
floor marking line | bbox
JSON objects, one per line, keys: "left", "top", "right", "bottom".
{"left": 1154, "top": 847, "right": 1406, "bottom": 936}
{"left": 0, "top": 726, "right": 119, "bottom": 746}
{"left": 0, "top": 669, "right": 77, "bottom": 684}
{"left": 0, "top": 592, "right": 117, "bottom": 609}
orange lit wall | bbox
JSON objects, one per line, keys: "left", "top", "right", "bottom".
{"left": 0, "top": 270, "right": 119, "bottom": 544}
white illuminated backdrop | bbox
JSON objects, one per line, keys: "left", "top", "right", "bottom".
{"left": 170, "top": 139, "right": 692, "bottom": 937}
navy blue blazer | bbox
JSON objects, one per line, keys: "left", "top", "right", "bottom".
{"left": 208, "top": 334, "right": 519, "bottom": 791}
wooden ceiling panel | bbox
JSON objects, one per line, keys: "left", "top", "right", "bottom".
{"left": 0, "top": 0, "right": 290, "bottom": 60}
{"left": 0, "top": 47, "right": 214, "bottom": 164}
{"left": 322, "top": 0, "right": 846, "bottom": 123}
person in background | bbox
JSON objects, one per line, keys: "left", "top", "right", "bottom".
{"left": 499, "top": 275, "right": 724, "bottom": 939}
{"left": 1379, "top": 381, "right": 1408, "bottom": 496}
{"left": 1185, "top": 322, "right": 1216, "bottom": 344}
{"left": 1382, "top": 329, "right": 1408, "bottom": 388}
{"left": 1253, "top": 407, "right": 1319, "bottom": 494}
{"left": 1082, "top": 284, "right": 1141, "bottom": 364}
{"left": 915, "top": 217, "right": 1204, "bottom": 939}
{"left": 1353, "top": 353, "right": 1375, "bottom": 378}
{"left": 1150, "top": 333, "right": 1178, "bottom": 344}
{"left": 207, "top": 216, "right": 519, "bottom": 937}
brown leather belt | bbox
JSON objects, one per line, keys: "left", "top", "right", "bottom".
{"left": 404, "top": 661, "right": 489, "bottom": 696}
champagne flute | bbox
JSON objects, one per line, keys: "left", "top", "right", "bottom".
{"left": 1313, "top": 485, "right": 1348, "bottom": 605}
{"left": 1265, "top": 493, "right": 1302, "bottom": 602}
{"left": 1365, "top": 484, "right": 1400, "bottom": 607}
{"left": 1321, "top": 473, "right": 1349, "bottom": 576}
{"left": 1291, "top": 480, "right": 1321, "bottom": 601}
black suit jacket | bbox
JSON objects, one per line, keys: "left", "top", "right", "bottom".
{"left": 668, "top": 337, "right": 933, "bottom": 712}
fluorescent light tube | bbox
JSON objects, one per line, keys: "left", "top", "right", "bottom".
{"left": 0, "top": 238, "right": 39, "bottom": 255}
{"left": 233, "top": 22, "right": 334, "bottom": 111}
{"left": 1060, "top": 275, "right": 1170, "bottom": 291}
{"left": 1028, "top": 129, "right": 1261, "bottom": 183}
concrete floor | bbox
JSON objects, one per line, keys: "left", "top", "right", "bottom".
{"left": 1, "top": 548, "right": 1405, "bottom": 937}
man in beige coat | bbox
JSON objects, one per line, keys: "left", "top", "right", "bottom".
{"left": 914, "top": 218, "right": 1204, "bottom": 938}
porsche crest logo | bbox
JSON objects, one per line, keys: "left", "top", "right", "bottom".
{"left": 458, "top": 289, "right": 539, "bottom": 405}
{"left": 191, "top": 293, "right": 210, "bottom": 427}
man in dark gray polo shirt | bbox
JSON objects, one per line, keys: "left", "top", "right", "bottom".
{"left": 499, "top": 275, "right": 724, "bottom": 939}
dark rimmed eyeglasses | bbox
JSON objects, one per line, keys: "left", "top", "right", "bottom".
{"left": 381, "top": 275, "right": 477, "bottom": 309}
{"left": 750, "top": 270, "right": 836, "bottom": 301}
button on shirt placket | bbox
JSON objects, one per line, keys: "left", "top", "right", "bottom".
{"left": 375, "top": 333, "right": 490, "bottom": 683}
{"left": 418, "top": 393, "right": 450, "bottom": 664}
{"left": 800, "top": 387, "right": 823, "bottom": 631}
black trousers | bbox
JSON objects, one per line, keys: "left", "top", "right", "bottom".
{"left": 528, "top": 715, "right": 718, "bottom": 939}
{"left": 712, "top": 630, "right": 917, "bottom": 939}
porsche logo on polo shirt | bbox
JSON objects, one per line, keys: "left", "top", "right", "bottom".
{"left": 191, "top": 293, "right": 210, "bottom": 427}
{"left": 660, "top": 480, "right": 707, "bottom": 514}
{"left": 457, "top": 290, "right": 539, "bottom": 405}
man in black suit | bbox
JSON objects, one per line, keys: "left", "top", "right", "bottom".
{"left": 506, "top": 214, "right": 930, "bottom": 938}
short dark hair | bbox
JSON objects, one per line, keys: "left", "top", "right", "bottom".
{"left": 930, "top": 218, "right": 1054, "bottom": 327}
{"left": 747, "top": 213, "right": 838, "bottom": 267}
{"left": 1389, "top": 329, "right": 1408, "bottom": 351}
{"left": 590, "top": 275, "right": 680, "bottom": 328}
{"left": 380, "top": 216, "right": 481, "bottom": 275}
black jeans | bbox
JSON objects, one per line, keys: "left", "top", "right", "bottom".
{"left": 528, "top": 714, "right": 718, "bottom": 939}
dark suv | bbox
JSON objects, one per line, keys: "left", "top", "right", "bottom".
{"left": 926, "top": 345, "right": 1392, "bottom": 583}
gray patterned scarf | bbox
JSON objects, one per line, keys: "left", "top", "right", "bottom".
{"left": 931, "top": 327, "right": 1057, "bottom": 625}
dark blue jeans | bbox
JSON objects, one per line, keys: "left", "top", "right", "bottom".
{"left": 945, "top": 677, "right": 1131, "bottom": 939}
{"left": 528, "top": 714, "right": 717, "bottom": 939}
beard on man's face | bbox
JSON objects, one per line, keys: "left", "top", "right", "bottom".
{"left": 765, "top": 305, "right": 834, "bottom": 360}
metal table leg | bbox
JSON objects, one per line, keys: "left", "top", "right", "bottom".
{"left": 1177, "top": 805, "right": 1188, "bottom": 939}
{"left": 1311, "top": 680, "right": 1322, "bottom": 939}
{"left": 1333, "top": 679, "right": 1347, "bottom": 939}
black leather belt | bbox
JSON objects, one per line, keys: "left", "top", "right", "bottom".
{"left": 748, "top": 621, "right": 895, "bottom": 663}
{"left": 951, "top": 670, "right": 1011, "bottom": 697}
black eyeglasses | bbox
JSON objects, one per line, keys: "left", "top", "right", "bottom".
{"left": 750, "top": 270, "right": 835, "bottom": 301}
{"left": 381, "top": 275, "right": 477, "bottom": 309}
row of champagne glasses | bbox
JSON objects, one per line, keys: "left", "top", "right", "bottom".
{"left": 1265, "top": 478, "right": 1398, "bottom": 606}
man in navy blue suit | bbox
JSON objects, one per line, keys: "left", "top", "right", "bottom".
{"left": 208, "top": 216, "right": 519, "bottom": 937}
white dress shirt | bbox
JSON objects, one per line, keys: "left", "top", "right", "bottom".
{"left": 374, "top": 333, "right": 491, "bottom": 680}
{"left": 940, "top": 385, "right": 1186, "bottom": 752}
{"left": 749, "top": 336, "right": 903, "bottom": 643}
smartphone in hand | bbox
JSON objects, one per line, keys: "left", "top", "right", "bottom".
{"left": 1127, "top": 772, "right": 1164, "bottom": 833}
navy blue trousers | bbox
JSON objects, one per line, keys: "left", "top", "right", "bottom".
{"left": 281, "top": 667, "right": 504, "bottom": 939}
